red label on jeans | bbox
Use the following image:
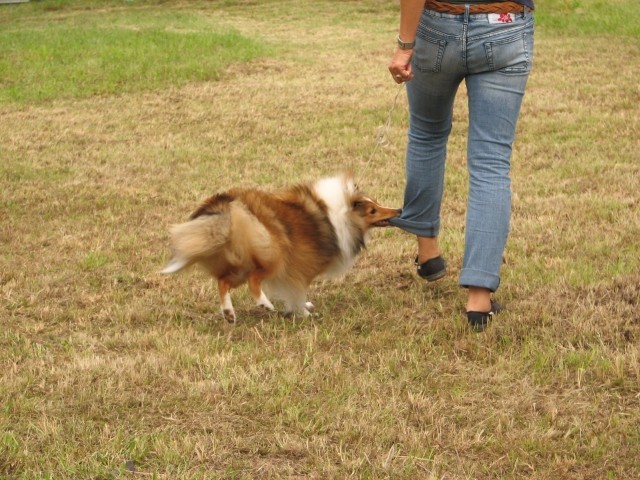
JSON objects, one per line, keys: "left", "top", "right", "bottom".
{"left": 499, "top": 13, "right": 514, "bottom": 23}
{"left": 488, "top": 13, "right": 515, "bottom": 24}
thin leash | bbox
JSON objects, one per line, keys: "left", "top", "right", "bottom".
{"left": 366, "top": 82, "right": 406, "bottom": 166}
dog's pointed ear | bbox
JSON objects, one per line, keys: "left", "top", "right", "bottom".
{"left": 341, "top": 171, "right": 359, "bottom": 193}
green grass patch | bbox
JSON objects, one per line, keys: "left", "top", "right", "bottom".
{"left": 0, "top": 9, "right": 271, "bottom": 104}
{"left": 536, "top": 0, "right": 640, "bottom": 37}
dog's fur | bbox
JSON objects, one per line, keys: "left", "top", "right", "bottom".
{"left": 161, "top": 175, "right": 400, "bottom": 322}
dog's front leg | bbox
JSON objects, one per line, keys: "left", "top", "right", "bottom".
{"left": 217, "top": 279, "right": 236, "bottom": 323}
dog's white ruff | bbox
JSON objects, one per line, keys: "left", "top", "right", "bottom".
{"left": 313, "top": 176, "right": 361, "bottom": 278}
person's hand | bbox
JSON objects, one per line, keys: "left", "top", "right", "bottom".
{"left": 388, "top": 49, "right": 413, "bottom": 84}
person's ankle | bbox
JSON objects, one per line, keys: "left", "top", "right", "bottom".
{"left": 466, "top": 287, "right": 492, "bottom": 312}
{"left": 417, "top": 236, "right": 440, "bottom": 264}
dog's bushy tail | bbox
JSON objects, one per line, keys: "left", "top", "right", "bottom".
{"left": 161, "top": 213, "right": 230, "bottom": 274}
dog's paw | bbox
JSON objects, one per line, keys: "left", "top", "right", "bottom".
{"left": 283, "top": 302, "right": 316, "bottom": 319}
{"left": 222, "top": 308, "right": 236, "bottom": 323}
{"left": 256, "top": 295, "right": 275, "bottom": 311}
{"left": 253, "top": 290, "right": 275, "bottom": 312}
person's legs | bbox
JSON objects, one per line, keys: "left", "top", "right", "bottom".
{"left": 389, "top": 10, "right": 465, "bottom": 265}
{"left": 390, "top": 73, "right": 461, "bottom": 241}
{"left": 461, "top": 70, "right": 527, "bottom": 307}
{"left": 461, "top": 11, "right": 534, "bottom": 311}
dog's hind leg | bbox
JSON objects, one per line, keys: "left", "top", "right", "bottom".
{"left": 282, "top": 290, "right": 312, "bottom": 318}
{"left": 218, "top": 279, "right": 236, "bottom": 323}
{"left": 288, "top": 305, "right": 312, "bottom": 318}
{"left": 248, "top": 270, "right": 275, "bottom": 311}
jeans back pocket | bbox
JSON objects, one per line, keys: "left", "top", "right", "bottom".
{"left": 413, "top": 35, "right": 448, "bottom": 73}
{"left": 484, "top": 31, "right": 533, "bottom": 74}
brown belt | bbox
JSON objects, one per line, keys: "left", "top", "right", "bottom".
{"left": 424, "top": 0, "right": 531, "bottom": 14}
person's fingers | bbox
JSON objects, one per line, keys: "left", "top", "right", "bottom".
{"left": 388, "top": 51, "right": 413, "bottom": 83}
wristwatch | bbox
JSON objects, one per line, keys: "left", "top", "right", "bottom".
{"left": 396, "top": 35, "right": 416, "bottom": 50}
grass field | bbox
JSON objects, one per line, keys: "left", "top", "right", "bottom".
{"left": 1, "top": 0, "right": 639, "bottom": 478}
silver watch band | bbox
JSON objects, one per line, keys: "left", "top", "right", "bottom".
{"left": 396, "top": 35, "right": 416, "bottom": 50}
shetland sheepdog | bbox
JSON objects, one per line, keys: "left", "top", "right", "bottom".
{"left": 161, "top": 175, "right": 400, "bottom": 322}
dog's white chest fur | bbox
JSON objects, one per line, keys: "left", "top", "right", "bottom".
{"left": 313, "top": 176, "right": 362, "bottom": 278}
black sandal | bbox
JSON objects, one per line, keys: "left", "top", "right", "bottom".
{"left": 466, "top": 300, "right": 503, "bottom": 333}
{"left": 415, "top": 255, "right": 447, "bottom": 282}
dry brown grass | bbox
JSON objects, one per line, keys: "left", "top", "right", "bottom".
{"left": 1, "top": 1, "right": 639, "bottom": 479}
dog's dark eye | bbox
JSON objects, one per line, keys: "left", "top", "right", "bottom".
{"left": 370, "top": 208, "right": 377, "bottom": 214}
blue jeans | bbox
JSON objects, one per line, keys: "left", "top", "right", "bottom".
{"left": 390, "top": 6, "right": 534, "bottom": 292}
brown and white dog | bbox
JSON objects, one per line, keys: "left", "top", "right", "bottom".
{"left": 161, "top": 175, "right": 400, "bottom": 322}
